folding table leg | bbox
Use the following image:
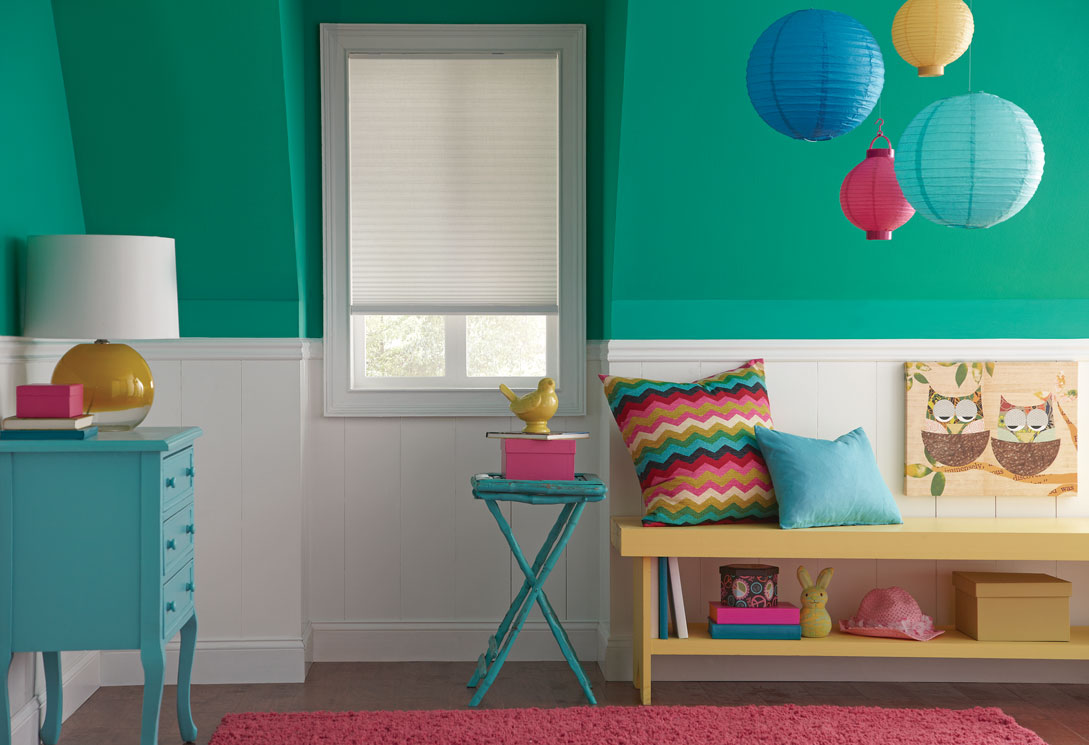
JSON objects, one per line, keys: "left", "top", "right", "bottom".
{"left": 513, "top": 504, "right": 596, "bottom": 704}
{"left": 469, "top": 500, "right": 583, "bottom": 707}
{"left": 468, "top": 503, "right": 576, "bottom": 689}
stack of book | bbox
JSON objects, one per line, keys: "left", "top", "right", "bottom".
{"left": 656, "top": 557, "right": 688, "bottom": 639}
{"left": 707, "top": 600, "right": 802, "bottom": 639}
{"left": 1, "top": 414, "right": 98, "bottom": 440}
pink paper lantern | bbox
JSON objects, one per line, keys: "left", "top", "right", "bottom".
{"left": 840, "top": 120, "right": 915, "bottom": 240}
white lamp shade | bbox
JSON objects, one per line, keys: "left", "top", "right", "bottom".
{"left": 24, "top": 235, "right": 180, "bottom": 340}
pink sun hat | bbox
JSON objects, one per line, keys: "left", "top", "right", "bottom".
{"left": 839, "top": 586, "right": 944, "bottom": 641}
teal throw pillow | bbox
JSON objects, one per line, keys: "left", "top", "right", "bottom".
{"left": 754, "top": 427, "right": 902, "bottom": 530}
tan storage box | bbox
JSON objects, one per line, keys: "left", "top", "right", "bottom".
{"left": 953, "top": 571, "right": 1071, "bottom": 641}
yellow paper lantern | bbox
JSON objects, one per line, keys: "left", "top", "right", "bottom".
{"left": 891, "top": 0, "right": 974, "bottom": 77}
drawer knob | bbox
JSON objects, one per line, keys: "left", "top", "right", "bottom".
{"left": 185, "top": 467, "right": 195, "bottom": 477}
{"left": 186, "top": 582, "right": 195, "bottom": 593}
{"left": 166, "top": 601, "right": 176, "bottom": 612}
{"left": 165, "top": 477, "right": 176, "bottom": 488}
{"left": 185, "top": 524, "right": 195, "bottom": 535}
{"left": 166, "top": 539, "right": 176, "bottom": 550}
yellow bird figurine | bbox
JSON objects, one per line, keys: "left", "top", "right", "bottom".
{"left": 500, "top": 377, "right": 558, "bottom": 434}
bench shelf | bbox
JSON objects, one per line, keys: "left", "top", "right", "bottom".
{"left": 611, "top": 516, "right": 1089, "bottom": 704}
{"left": 653, "top": 624, "right": 1089, "bottom": 660}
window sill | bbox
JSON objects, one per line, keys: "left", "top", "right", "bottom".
{"left": 323, "top": 386, "right": 586, "bottom": 418}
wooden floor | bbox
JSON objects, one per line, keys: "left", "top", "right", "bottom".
{"left": 57, "top": 662, "right": 1089, "bottom": 744}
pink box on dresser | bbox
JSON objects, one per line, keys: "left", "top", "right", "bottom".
{"left": 16, "top": 384, "right": 84, "bottom": 418}
{"left": 501, "top": 439, "right": 576, "bottom": 480}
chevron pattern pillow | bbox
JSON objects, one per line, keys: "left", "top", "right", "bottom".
{"left": 600, "top": 359, "right": 777, "bottom": 525}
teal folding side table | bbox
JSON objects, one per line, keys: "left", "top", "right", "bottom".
{"left": 467, "top": 473, "right": 606, "bottom": 707}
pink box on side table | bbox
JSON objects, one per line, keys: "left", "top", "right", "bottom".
{"left": 501, "top": 439, "right": 576, "bottom": 480}
{"left": 16, "top": 384, "right": 84, "bottom": 418}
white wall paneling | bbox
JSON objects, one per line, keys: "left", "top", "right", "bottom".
{"left": 181, "top": 360, "right": 245, "bottom": 642}
{"left": 305, "top": 352, "right": 607, "bottom": 660}
{"left": 241, "top": 361, "right": 305, "bottom": 639}
{"left": 601, "top": 339, "right": 1089, "bottom": 682}
{"left": 342, "top": 417, "right": 403, "bottom": 621}
{"left": 6, "top": 335, "right": 1089, "bottom": 702}
{"left": 304, "top": 357, "right": 346, "bottom": 622}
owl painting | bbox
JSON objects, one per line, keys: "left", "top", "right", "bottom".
{"left": 920, "top": 386, "right": 990, "bottom": 467}
{"left": 991, "top": 395, "right": 1061, "bottom": 476}
{"left": 905, "top": 361, "right": 1078, "bottom": 497}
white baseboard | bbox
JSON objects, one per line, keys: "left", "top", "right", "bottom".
{"left": 60, "top": 651, "right": 100, "bottom": 720}
{"left": 603, "top": 635, "right": 1089, "bottom": 683}
{"left": 9, "top": 651, "right": 101, "bottom": 745}
{"left": 99, "top": 638, "right": 308, "bottom": 685}
{"left": 596, "top": 622, "right": 610, "bottom": 670}
{"left": 9, "top": 697, "right": 42, "bottom": 745}
{"left": 311, "top": 621, "right": 600, "bottom": 662}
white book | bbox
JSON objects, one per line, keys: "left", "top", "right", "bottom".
{"left": 2, "top": 415, "right": 94, "bottom": 431}
{"left": 668, "top": 557, "right": 688, "bottom": 639}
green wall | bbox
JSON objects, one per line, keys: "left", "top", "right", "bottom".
{"left": 299, "top": 0, "right": 612, "bottom": 339}
{"left": 0, "top": 0, "right": 85, "bottom": 336}
{"left": 51, "top": 0, "right": 304, "bottom": 337}
{"left": 17, "top": 0, "right": 1089, "bottom": 340}
{"left": 610, "top": 0, "right": 1089, "bottom": 338}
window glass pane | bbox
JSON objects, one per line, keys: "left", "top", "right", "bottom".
{"left": 363, "top": 315, "right": 444, "bottom": 377}
{"left": 466, "top": 315, "right": 547, "bottom": 378}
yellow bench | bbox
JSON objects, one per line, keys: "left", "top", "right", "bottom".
{"left": 611, "top": 515, "right": 1089, "bottom": 704}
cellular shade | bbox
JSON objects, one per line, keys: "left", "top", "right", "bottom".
{"left": 895, "top": 93, "right": 1045, "bottom": 229}
{"left": 24, "top": 235, "right": 180, "bottom": 340}
{"left": 348, "top": 54, "right": 559, "bottom": 313}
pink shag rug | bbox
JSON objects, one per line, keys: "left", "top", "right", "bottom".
{"left": 208, "top": 704, "right": 1047, "bottom": 744}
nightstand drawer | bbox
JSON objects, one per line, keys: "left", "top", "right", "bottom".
{"left": 162, "top": 447, "right": 194, "bottom": 511}
{"left": 162, "top": 502, "right": 194, "bottom": 577}
{"left": 163, "top": 560, "right": 195, "bottom": 639}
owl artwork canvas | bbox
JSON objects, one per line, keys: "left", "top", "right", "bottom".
{"left": 904, "top": 362, "right": 1078, "bottom": 497}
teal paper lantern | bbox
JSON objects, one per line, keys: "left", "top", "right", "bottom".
{"left": 895, "top": 93, "right": 1044, "bottom": 229}
{"left": 746, "top": 9, "right": 884, "bottom": 141}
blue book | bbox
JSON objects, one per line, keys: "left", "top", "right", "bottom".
{"left": 707, "top": 619, "right": 802, "bottom": 640}
{"left": 658, "top": 557, "right": 669, "bottom": 640}
{"left": 0, "top": 426, "right": 99, "bottom": 440}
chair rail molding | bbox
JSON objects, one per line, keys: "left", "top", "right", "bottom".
{"left": 604, "top": 338, "right": 1089, "bottom": 364}
{"left": 0, "top": 337, "right": 320, "bottom": 362}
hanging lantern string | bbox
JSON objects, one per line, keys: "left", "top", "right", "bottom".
{"left": 869, "top": 118, "right": 892, "bottom": 149}
{"left": 968, "top": 0, "right": 974, "bottom": 92}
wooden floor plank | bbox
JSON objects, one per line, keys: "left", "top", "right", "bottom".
{"left": 52, "top": 662, "right": 1089, "bottom": 745}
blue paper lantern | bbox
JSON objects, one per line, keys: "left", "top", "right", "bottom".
{"left": 895, "top": 92, "right": 1045, "bottom": 229}
{"left": 746, "top": 10, "right": 884, "bottom": 141}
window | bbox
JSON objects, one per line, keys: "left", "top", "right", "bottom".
{"left": 321, "top": 25, "right": 585, "bottom": 416}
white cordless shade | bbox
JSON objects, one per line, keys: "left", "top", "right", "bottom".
{"left": 348, "top": 54, "right": 559, "bottom": 313}
{"left": 24, "top": 234, "right": 180, "bottom": 340}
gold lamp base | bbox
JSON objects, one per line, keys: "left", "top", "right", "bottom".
{"left": 52, "top": 341, "right": 155, "bottom": 431}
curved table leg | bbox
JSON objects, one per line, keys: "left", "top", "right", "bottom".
{"left": 40, "top": 652, "right": 62, "bottom": 745}
{"left": 177, "top": 613, "right": 198, "bottom": 743}
{"left": 140, "top": 641, "right": 166, "bottom": 745}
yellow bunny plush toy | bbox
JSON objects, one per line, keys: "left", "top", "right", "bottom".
{"left": 797, "top": 566, "right": 834, "bottom": 638}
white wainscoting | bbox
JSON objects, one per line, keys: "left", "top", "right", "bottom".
{"left": 6, "top": 335, "right": 1089, "bottom": 713}
{"left": 0, "top": 339, "right": 312, "bottom": 699}
{"left": 602, "top": 339, "right": 1089, "bottom": 683}
{"left": 304, "top": 350, "right": 608, "bottom": 662}
{"left": 0, "top": 337, "right": 608, "bottom": 706}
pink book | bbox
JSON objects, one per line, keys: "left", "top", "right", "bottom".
{"left": 708, "top": 601, "right": 800, "bottom": 625}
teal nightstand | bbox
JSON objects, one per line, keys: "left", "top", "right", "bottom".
{"left": 0, "top": 427, "right": 202, "bottom": 745}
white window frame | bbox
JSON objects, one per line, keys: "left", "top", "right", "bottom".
{"left": 321, "top": 23, "right": 586, "bottom": 417}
